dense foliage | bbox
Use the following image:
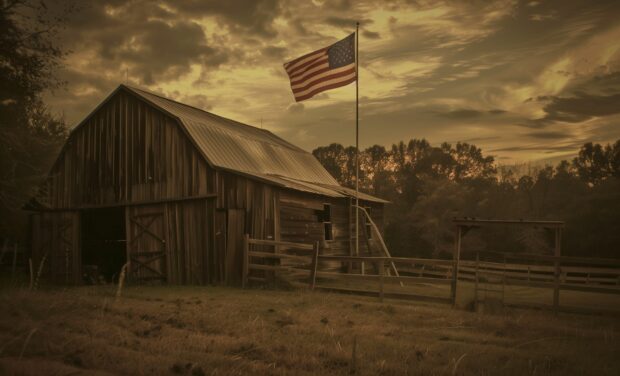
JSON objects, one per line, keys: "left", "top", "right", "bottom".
{"left": 0, "top": 0, "right": 69, "bottom": 240}
{"left": 313, "top": 139, "right": 620, "bottom": 259}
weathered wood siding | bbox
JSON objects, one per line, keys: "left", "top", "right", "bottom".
{"left": 278, "top": 190, "right": 385, "bottom": 257}
{"left": 42, "top": 90, "right": 212, "bottom": 209}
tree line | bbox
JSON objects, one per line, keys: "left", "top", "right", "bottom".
{"left": 313, "top": 139, "right": 620, "bottom": 259}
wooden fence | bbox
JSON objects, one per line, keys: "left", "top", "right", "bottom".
{"left": 242, "top": 236, "right": 620, "bottom": 314}
{"left": 459, "top": 251, "right": 620, "bottom": 313}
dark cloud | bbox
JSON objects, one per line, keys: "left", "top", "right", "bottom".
{"left": 535, "top": 92, "right": 620, "bottom": 124}
{"left": 362, "top": 30, "right": 381, "bottom": 39}
{"left": 325, "top": 16, "right": 370, "bottom": 29}
{"left": 164, "top": 0, "right": 282, "bottom": 38}
{"left": 488, "top": 109, "right": 507, "bottom": 115}
{"left": 439, "top": 109, "right": 483, "bottom": 119}
{"left": 528, "top": 131, "right": 568, "bottom": 140}
{"left": 262, "top": 46, "right": 288, "bottom": 60}
{"left": 491, "top": 144, "right": 579, "bottom": 152}
{"left": 322, "top": 0, "right": 352, "bottom": 11}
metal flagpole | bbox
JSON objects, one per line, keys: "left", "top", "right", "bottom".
{"left": 355, "top": 22, "right": 361, "bottom": 269}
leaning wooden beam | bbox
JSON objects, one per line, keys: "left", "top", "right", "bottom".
{"left": 353, "top": 205, "right": 401, "bottom": 280}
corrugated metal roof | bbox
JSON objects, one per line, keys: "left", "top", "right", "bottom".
{"left": 126, "top": 86, "right": 338, "bottom": 185}
{"left": 124, "top": 85, "right": 387, "bottom": 203}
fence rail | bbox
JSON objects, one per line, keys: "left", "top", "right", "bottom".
{"left": 242, "top": 235, "right": 620, "bottom": 314}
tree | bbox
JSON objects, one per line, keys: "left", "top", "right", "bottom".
{"left": 572, "top": 142, "right": 609, "bottom": 184}
{"left": 0, "top": 0, "right": 69, "bottom": 240}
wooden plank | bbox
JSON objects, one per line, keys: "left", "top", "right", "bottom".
{"left": 309, "top": 241, "right": 319, "bottom": 290}
{"left": 553, "top": 228, "right": 561, "bottom": 314}
{"left": 559, "top": 283, "right": 620, "bottom": 295}
{"left": 313, "top": 285, "right": 452, "bottom": 304}
{"left": 242, "top": 234, "right": 249, "bottom": 288}
{"left": 248, "top": 238, "right": 314, "bottom": 250}
{"left": 453, "top": 219, "right": 564, "bottom": 228}
{"left": 248, "top": 263, "right": 304, "bottom": 272}
{"left": 248, "top": 251, "right": 311, "bottom": 263}
{"left": 451, "top": 226, "right": 462, "bottom": 307}
{"left": 500, "top": 252, "right": 620, "bottom": 266}
{"left": 315, "top": 271, "right": 452, "bottom": 285}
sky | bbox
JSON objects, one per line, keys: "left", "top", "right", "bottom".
{"left": 43, "top": 0, "right": 620, "bottom": 163}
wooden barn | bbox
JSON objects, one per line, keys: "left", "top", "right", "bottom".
{"left": 28, "top": 84, "right": 387, "bottom": 285}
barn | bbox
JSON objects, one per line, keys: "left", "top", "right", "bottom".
{"left": 27, "top": 84, "right": 387, "bottom": 285}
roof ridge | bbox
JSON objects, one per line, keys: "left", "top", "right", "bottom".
{"left": 124, "top": 84, "right": 306, "bottom": 153}
{"left": 126, "top": 85, "right": 275, "bottom": 135}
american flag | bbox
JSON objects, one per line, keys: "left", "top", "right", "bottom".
{"left": 284, "top": 33, "right": 356, "bottom": 102}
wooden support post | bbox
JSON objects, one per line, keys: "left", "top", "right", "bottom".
{"left": 11, "top": 243, "right": 18, "bottom": 283}
{"left": 378, "top": 260, "right": 384, "bottom": 302}
{"left": 309, "top": 241, "right": 320, "bottom": 290}
{"left": 28, "top": 258, "right": 33, "bottom": 290}
{"left": 451, "top": 226, "right": 462, "bottom": 307}
{"left": 474, "top": 251, "right": 479, "bottom": 305}
{"left": 502, "top": 253, "right": 506, "bottom": 305}
{"left": 0, "top": 239, "right": 8, "bottom": 265}
{"left": 242, "top": 234, "right": 249, "bottom": 289}
{"left": 553, "top": 228, "right": 561, "bottom": 314}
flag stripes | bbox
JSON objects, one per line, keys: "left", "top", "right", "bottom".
{"left": 284, "top": 33, "right": 356, "bottom": 102}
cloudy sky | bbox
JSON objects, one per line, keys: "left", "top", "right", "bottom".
{"left": 44, "top": 0, "right": 620, "bottom": 163}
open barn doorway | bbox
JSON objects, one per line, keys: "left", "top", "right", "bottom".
{"left": 81, "top": 207, "right": 126, "bottom": 284}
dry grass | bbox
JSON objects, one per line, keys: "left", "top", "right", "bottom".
{"left": 0, "top": 285, "right": 618, "bottom": 375}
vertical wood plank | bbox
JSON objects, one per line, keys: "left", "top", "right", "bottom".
{"left": 242, "top": 233, "right": 249, "bottom": 288}
{"left": 451, "top": 226, "right": 462, "bottom": 307}
{"left": 309, "top": 241, "right": 320, "bottom": 290}
{"left": 553, "top": 228, "right": 562, "bottom": 314}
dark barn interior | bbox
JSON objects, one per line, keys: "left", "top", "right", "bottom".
{"left": 80, "top": 207, "right": 126, "bottom": 283}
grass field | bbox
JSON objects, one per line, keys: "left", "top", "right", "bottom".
{"left": 0, "top": 285, "right": 619, "bottom": 375}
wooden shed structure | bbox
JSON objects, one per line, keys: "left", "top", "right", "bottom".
{"left": 28, "top": 84, "right": 387, "bottom": 285}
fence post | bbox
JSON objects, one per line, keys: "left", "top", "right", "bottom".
{"left": 378, "top": 260, "right": 384, "bottom": 302}
{"left": 553, "top": 228, "right": 562, "bottom": 314}
{"left": 309, "top": 241, "right": 320, "bottom": 290}
{"left": 0, "top": 239, "right": 8, "bottom": 265}
{"left": 242, "top": 234, "right": 249, "bottom": 289}
{"left": 474, "top": 251, "right": 479, "bottom": 306}
{"left": 451, "top": 226, "right": 462, "bottom": 307}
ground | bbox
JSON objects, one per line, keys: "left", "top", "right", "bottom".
{"left": 0, "top": 285, "right": 618, "bottom": 375}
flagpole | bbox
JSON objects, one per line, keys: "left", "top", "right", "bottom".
{"left": 355, "top": 22, "right": 360, "bottom": 267}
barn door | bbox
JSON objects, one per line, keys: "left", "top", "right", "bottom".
{"left": 31, "top": 211, "right": 80, "bottom": 284}
{"left": 226, "top": 209, "right": 245, "bottom": 286}
{"left": 127, "top": 209, "right": 167, "bottom": 283}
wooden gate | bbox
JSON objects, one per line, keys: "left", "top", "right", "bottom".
{"left": 31, "top": 211, "right": 80, "bottom": 284}
{"left": 127, "top": 210, "right": 167, "bottom": 282}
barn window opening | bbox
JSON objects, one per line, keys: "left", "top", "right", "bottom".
{"left": 316, "top": 203, "right": 333, "bottom": 241}
{"left": 81, "top": 207, "right": 126, "bottom": 284}
{"left": 365, "top": 206, "right": 372, "bottom": 239}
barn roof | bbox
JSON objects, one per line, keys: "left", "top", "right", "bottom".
{"left": 121, "top": 86, "right": 387, "bottom": 203}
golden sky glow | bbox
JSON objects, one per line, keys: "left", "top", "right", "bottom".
{"left": 45, "top": 0, "right": 620, "bottom": 164}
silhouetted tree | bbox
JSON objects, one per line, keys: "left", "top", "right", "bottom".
{"left": 0, "top": 0, "right": 70, "bottom": 240}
